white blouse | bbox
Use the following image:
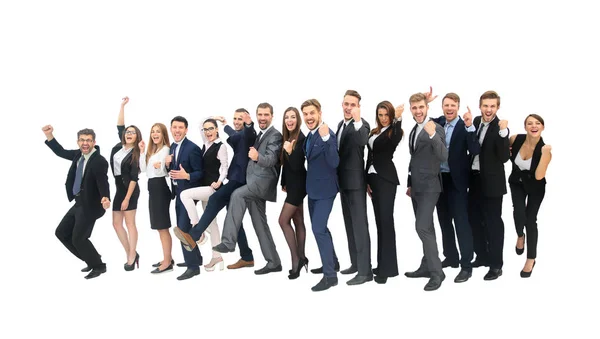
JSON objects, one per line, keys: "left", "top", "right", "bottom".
{"left": 140, "top": 145, "right": 170, "bottom": 179}
{"left": 367, "top": 125, "right": 390, "bottom": 174}
{"left": 515, "top": 149, "right": 532, "bottom": 171}
{"left": 113, "top": 147, "right": 133, "bottom": 176}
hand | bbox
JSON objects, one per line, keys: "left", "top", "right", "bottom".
{"left": 367, "top": 184, "right": 372, "bottom": 198}
{"left": 101, "top": 197, "right": 111, "bottom": 210}
{"left": 138, "top": 140, "right": 145, "bottom": 153}
{"left": 211, "top": 181, "right": 222, "bottom": 189}
{"left": 394, "top": 104, "right": 404, "bottom": 119}
{"left": 462, "top": 106, "right": 473, "bottom": 127}
{"left": 214, "top": 116, "right": 226, "bottom": 124}
{"left": 406, "top": 187, "right": 411, "bottom": 197}
{"left": 153, "top": 161, "right": 161, "bottom": 169}
{"left": 424, "top": 86, "right": 438, "bottom": 103}
{"left": 424, "top": 120, "right": 436, "bottom": 137}
{"left": 319, "top": 123, "right": 329, "bottom": 137}
{"left": 248, "top": 147, "right": 259, "bottom": 161}
{"left": 541, "top": 144, "right": 552, "bottom": 155}
{"left": 165, "top": 153, "right": 173, "bottom": 167}
{"left": 283, "top": 140, "right": 296, "bottom": 154}
{"left": 169, "top": 164, "right": 189, "bottom": 180}
{"left": 498, "top": 119, "right": 508, "bottom": 130}
{"left": 121, "top": 198, "right": 129, "bottom": 211}
{"left": 242, "top": 112, "right": 252, "bottom": 124}
{"left": 282, "top": 186, "right": 286, "bottom": 192}
{"left": 41, "top": 125, "right": 54, "bottom": 139}
{"left": 121, "top": 96, "right": 129, "bottom": 106}
{"left": 351, "top": 106, "right": 361, "bottom": 122}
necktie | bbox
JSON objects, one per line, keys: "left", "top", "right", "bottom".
{"left": 73, "top": 155, "right": 85, "bottom": 196}
{"left": 337, "top": 123, "right": 346, "bottom": 150}
{"left": 477, "top": 123, "right": 485, "bottom": 145}
{"left": 255, "top": 131, "right": 263, "bottom": 146}
{"left": 305, "top": 131, "right": 314, "bottom": 154}
{"left": 409, "top": 125, "right": 417, "bottom": 153}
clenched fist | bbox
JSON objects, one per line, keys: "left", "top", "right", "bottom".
{"left": 498, "top": 119, "right": 508, "bottom": 130}
{"left": 283, "top": 140, "right": 296, "bottom": 154}
{"left": 319, "top": 123, "right": 329, "bottom": 137}
{"left": 248, "top": 147, "right": 259, "bottom": 161}
{"left": 351, "top": 106, "right": 361, "bottom": 122}
{"left": 541, "top": 144, "right": 552, "bottom": 155}
{"left": 395, "top": 104, "right": 404, "bottom": 119}
{"left": 424, "top": 120, "right": 436, "bottom": 136}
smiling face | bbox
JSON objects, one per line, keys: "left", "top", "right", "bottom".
{"left": 150, "top": 125, "right": 164, "bottom": 145}
{"left": 171, "top": 121, "right": 187, "bottom": 142}
{"left": 302, "top": 105, "right": 321, "bottom": 131}
{"left": 442, "top": 97, "right": 459, "bottom": 122}
{"left": 203, "top": 121, "right": 218, "bottom": 142}
{"left": 77, "top": 134, "right": 96, "bottom": 155}
{"left": 284, "top": 110, "right": 298, "bottom": 132}
{"left": 480, "top": 98, "right": 499, "bottom": 123}
{"left": 525, "top": 116, "right": 544, "bottom": 138}
{"left": 342, "top": 95, "right": 360, "bottom": 120}
{"left": 232, "top": 112, "right": 244, "bottom": 131}
{"left": 256, "top": 107, "right": 273, "bottom": 130}
{"left": 410, "top": 99, "right": 429, "bottom": 124}
{"left": 124, "top": 126, "right": 138, "bottom": 146}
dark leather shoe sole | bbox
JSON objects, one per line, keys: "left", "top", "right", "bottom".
{"left": 254, "top": 266, "right": 283, "bottom": 275}
{"left": 483, "top": 270, "right": 503, "bottom": 281}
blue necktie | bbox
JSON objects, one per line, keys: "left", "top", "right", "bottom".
{"left": 305, "top": 132, "right": 313, "bottom": 154}
{"left": 73, "top": 155, "right": 85, "bottom": 196}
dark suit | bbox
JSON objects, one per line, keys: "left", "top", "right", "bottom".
{"left": 46, "top": 138, "right": 110, "bottom": 269}
{"left": 280, "top": 132, "right": 307, "bottom": 205}
{"left": 407, "top": 119, "right": 447, "bottom": 276}
{"left": 469, "top": 115, "right": 510, "bottom": 269}
{"left": 305, "top": 128, "right": 340, "bottom": 278}
{"left": 336, "top": 118, "right": 371, "bottom": 275}
{"left": 109, "top": 126, "right": 140, "bottom": 210}
{"left": 365, "top": 119, "right": 403, "bottom": 278}
{"left": 170, "top": 137, "right": 204, "bottom": 270}
{"left": 432, "top": 116, "right": 480, "bottom": 270}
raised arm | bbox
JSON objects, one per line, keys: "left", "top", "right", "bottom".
{"left": 535, "top": 144, "right": 552, "bottom": 180}
{"left": 42, "top": 125, "right": 78, "bottom": 160}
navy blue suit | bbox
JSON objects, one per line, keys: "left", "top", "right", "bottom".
{"left": 188, "top": 123, "right": 256, "bottom": 262}
{"left": 170, "top": 137, "right": 203, "bottom": 270}
{"left": 305, "top": 127, "right": 340, "bottom": 278}
{"left": 432, "top": 116, "right": 480, "bottom": 270}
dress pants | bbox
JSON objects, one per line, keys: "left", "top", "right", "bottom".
{"left": 180, "top": 186, "right": 221, "bottom": 258}
{"left": 308, "top": 196, "right": 338, "bottom": 278}
{"left": 175, "top": 187, "right": 202, "bottom": 270}
{"left": 510, "top": 183, "right": 545, "bottom": 259}
{"left": 367, "top": 173, "right": 398, "bottom": 277}
{"left": 411, "top": 191, "right": 443, "bottom": 275}
{"left": 340, "top": 188, "right": 371, "bottom": 275}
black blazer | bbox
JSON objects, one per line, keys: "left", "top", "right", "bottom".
{"left": 337, "top": 118, "right": 370, "bottom": 190}
{"left": 110, "top": 125, "right": 139, "bottom": 187}
{"left": 433, "top": 116, "right": 480, "bottom": 191}
{"left": 224, "top": 123, "right": 257, "bottom": 184}
{"left": 508, "top": 134, "right": 546, "bottom": 192}
{"left": 365, "top": 119, "right": 403, "bottom": 185}
{"left": 281, "top": 132, "right": 307, "bottom": 195}
{"left": 472, "top": 115, "right": 510, "bottom": 197}
{"left": 45, "top": 138, "right": 110, "bottom": 219}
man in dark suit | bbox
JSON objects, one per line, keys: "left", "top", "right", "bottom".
{"left": 469, "top": 90, "right": 510, "bottom": 280}
{"left": 404, "top": 92, "right": 448, "bottom": 291}
{"left": 43, "top": 125, "right": 111, "bottom": 279}
{"left": 212, "top": 103, "right": 283, "bottom": 275}
{"left": 335, "top": 89, "right": 372, "bottom": 286}
{"left": 432, "top": 93, "right": 480, "bottom": 283}
{"left": 168, "top": 116, "right": 204, "bottom": 280}
{"left": 301, "top": 99, "right": 340, "bottom": 291}
{"left": 172, "top": 109, "right": 256, "bottom": 270}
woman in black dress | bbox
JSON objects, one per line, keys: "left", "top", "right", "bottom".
{"left": 278, "top": 107, "right": 308, "bottom": 279}
{"left": 110, "top": 97, "right": 142, "bottom": 271}
{"left": 366, "top": 100, "right": 403, "bottom": 284}
{"left": 509, "top": 114, "right": 552, "bottom": 277}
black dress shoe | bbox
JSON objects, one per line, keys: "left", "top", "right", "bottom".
{"left": 454, "top": 269, "right": 472, "bottom": 283}
{"left": 153, "top": 259, "right": 175, "bottom": 268}
{"left": 311, "top": 276, "right": 338, "bottom": 292}
{"left": 254, "top": 264, "right": 283, "bottom": 275}
{"left": 424, "top": 272, "right": 445, "bottom": 291}
{"left": 347, "top": 273, "right": 373, "bottom": 285}
{"left": 374, "top": 275, "right": 387, "bottom": 284}
{"left": 471, "top": 258, "right": 489, "bottom": 268}
{"left": 483, "top": 268, "right": 502, "bottom": 281}
{"left": 340, "top": 266, "right": 358, "bottom": 275}
{"left": 442, "top": 259, "right": 459, "bottom": 268}
{"left": 151, "top": 264, "right": 174, "bottom": 274}
{"left": 81, "top": 265, "right": 92, "bottom": 272}
{"left": 372, "top": 267, "right": 379, "bottom": 275}
{"left": 520, "top": 261, "right": 536, "bottom": 278}
{"left": 84, "top": 267, "right": 107, "bottom": 280}
{"left": 310, "top": 262, "right": 340, "bottom": 274}
{"left": 212, "top": 243, "right": 234, "bottom": 254}
{"left": 404, "top": 267, "right": 431, "bottom": 278}
{"left": 176, "top": 262, "right": 187, "bottom": 267}
{"left": 177, "top": 268, "right": 200, "bottom": 280}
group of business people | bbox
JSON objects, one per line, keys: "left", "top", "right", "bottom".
{"left": 43, "top": 88, "right": 552, "bottom": 292}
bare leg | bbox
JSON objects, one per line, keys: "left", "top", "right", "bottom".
{"left": 113, "top": 211, "right": 130, "bottom": 261}
{"left": 158, "top": 229, "right": 173, "bottom": 271}
{"left": 124, "top": 210, "right": 138, "bottom": 264}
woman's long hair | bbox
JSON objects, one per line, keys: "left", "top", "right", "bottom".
{"left": 370, "top": 101, "right": 396, "bottom": 139}
{"left": 146, "top": 123, "right": 170, "bottom": 165}
{"left": 280, "top": 107, "right": 303, "bottom": 165}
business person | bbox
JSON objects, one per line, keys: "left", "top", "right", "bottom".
{"left": 432, "top": 93, "right": 480, "bottom": 283}
{"left": 43, "top": 125, "right": 111, "bottom": 279}
{"left": 336, "top": 89, "right": 372, "bottom": 286}
{"left": 109, "top": 97, "right": 142, "bottom": 271}
{"left": 404, "top": 92, "right": 448, "bottom": 291}
{"left": 301, "top": 99, "right": 340, "bottom": 291}
{"left": 168, "top": 109, "right": 257, "bottom": 270}
{"left": 365, "top": 100, "right": 404, "bottom": 284}
{"left": 211, "top": 103, "right": 283, "bottom": 275}
{"left": 469, "top": 90, "right": 510, "bottom": 281}
{"left": 139, "top": 122, "right": 174, "bottom": 274}
{"left": 168, "top": 115, "right": 204, "bottom": 280}
{"left": 509, "top": 114, "right": 552, "bottom": 278}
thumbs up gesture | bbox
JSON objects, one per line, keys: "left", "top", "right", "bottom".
{"left": 283, "top": 140, "right": 296, "bottom": 154}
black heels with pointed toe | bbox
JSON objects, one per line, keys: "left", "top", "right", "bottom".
{"left": 520, "top": 260, "right": 536, "bottom": 278}
{"left": 288, "top": 257, "right": 309, "bottom": 280}
{"left": 124, "top": 252, "right": 139, "bottom": 271}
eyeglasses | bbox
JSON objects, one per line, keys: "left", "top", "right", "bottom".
{"left": 125, "top": 130, "right": 137, "bottom": 135}
{"left": 78, "top": 138, "right": 93, "bottom": 143}
{"left": 203, "top": 127, "right": 216, "bottom": 132}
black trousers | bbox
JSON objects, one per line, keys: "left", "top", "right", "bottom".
{"left": 55, "top": 199, "right": 105, "bottom": 269}
{"left": 436, "top": 172, "right": 474, "bottom": 270}
{"left": 468, "top": 172, "right": 505, "bottom": 270}
{"left": 368, "top": 174, "right": 398, "bottom": 278}
{"left": 340, "top": 188, "right": 371, "bottom": 275}
{"left": 510, "top": 182, "right": 545, "bottom": 259}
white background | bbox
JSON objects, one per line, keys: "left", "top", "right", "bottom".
{"left": 1, "top": 1, "right": 598, "bottom": 338}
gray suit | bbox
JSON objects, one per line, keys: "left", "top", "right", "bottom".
{"left": 407, "top": 119, "right": 447, "bottom": 275}
{"left": 221, "top": 125, "right": 283, "bottom": 268}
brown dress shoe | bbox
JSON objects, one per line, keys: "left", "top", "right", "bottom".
{"left": 227, "top": 259, "right": 254, "bottom": 269}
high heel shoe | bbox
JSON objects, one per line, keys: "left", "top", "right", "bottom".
{"left": 520, "top": 260, "right": 536, "bottom": 278}
{"left": 303, "top": 257, "right": 309, "bottom": 272}
{"left": 204, "top": 257, "right": 224, "bottom": 272}
{"left": 288, "top": 259, "right": 304, "bottom": 280}
{"left": 125, "top": 252, "right": 139, "bottom": 271}
{"left": 515, "top": 234, "right": 525, "bottom": 255}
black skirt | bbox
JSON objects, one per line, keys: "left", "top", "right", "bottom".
{"left": 148, "top": 177, "right": 172, "bottom": 230}
{"left": 113, "top": 175, "right": 140, "bottom": 211}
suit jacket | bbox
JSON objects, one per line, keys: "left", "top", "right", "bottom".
{"left": 432, "top": 116, "right": 480, "bottom": 191}
{"left": 365, "top": 119, "right": 403, "bottom": 185}
{"left": 337, "top": 118, "right": 370, "bottom": 190}
{"left": 407, "top": 119, "right": 448, "bottom": 193}
{"left": 45, "top": 138, "right": 110, "bottom": 219}
{"left": 305, "top": 128, "right": 339, "bottom": 200}
{"left": 472, "top": 115, "right": 510, "bottom": 197}
{"left": 246, "top": 125, "right": 282, "bottom": 202}
{"left": 110, "top": 125, "right": 139, "bottom": 187}
{"left": 170, "top": 137, "right": 203, "bottom": 195}
{"left": 281, "top": 132, "right": 307, "bottom": 195}
{"left": 224, "top": 123, "right": 257, "bottom": 184}
{"left": 508, "top": 134, "right": 546, "bottom": 192}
